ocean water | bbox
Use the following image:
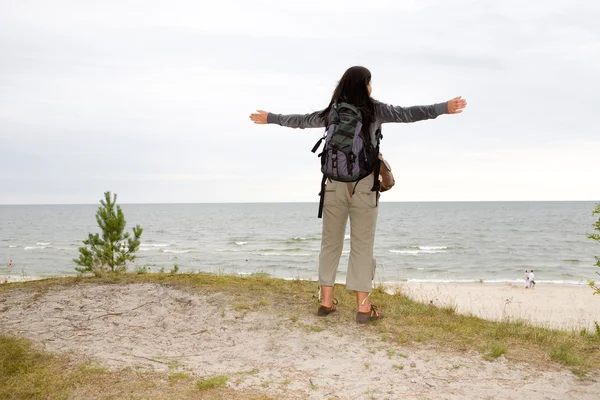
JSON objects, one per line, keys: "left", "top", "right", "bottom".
{"left": 0, "top": 202, "right": 598, "bottom": 285}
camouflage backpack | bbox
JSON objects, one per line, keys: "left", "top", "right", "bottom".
{"left": 311, "top": 103, "right": 381, "bottom": 218}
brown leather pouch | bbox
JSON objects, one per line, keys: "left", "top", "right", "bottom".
{"left": 378, "top": 153, "right": 395, "bottom": 192}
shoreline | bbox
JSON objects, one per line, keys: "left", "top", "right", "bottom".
{"left": 2, "top": 272, "right": 598, "bottom": 331}
{"left": 393, "top": 281, "right": 599, "bottom": 331}
{"left": 0, "top": 271, "right": 593, "bottom": 287}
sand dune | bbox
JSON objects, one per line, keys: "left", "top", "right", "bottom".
{"left": 1, "top": 282, "right": 598, "bottom": 399}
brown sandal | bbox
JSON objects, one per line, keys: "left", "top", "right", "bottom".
{"left": 356, "top": 305, "right": 384, "bottom": 324}
{"left": 317, "top": 298, "right": 338, "bottom": 317}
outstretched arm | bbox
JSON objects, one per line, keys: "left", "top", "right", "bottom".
{"left": 249, "top": 110, "right": 326, "bottom": 129}
{"left": 376, "top": 96, "right": 467, "bottom": 123}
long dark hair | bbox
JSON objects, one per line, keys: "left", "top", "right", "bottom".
{"left": 319, "top": 66, "right": 375, "bottom": 141}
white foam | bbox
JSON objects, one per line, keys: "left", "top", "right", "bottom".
{"left": 162, "top": 249, "right": 191, "bottom": 254}
{"left": 292, "top": 237, "right": 319, "bottom": 241}
{"left": 255, "top": 252, "right": 312, "bottom": 257}
{"left": 24, "top": 246, "right": 46, "bottom": 250}
{"left": 388, "top": 279, "right": 586, "bottom": 286}
{"left": 140, "top": 243, "right": 171, "bottom": 248}
{"left": 36, "top": 242, "right": 51, "bottom": 246}
{"left": 389, "top": 249, "right": 445, "bottom": 255}
{"left": 235, "top": 241, "right": 248, "bottom": 245}
{"left": 0, "top": 275, "right": 43, "bottom": 283}
{"left": 9, "top": 245, "right": 17, "bottom": 248}
{"left": 418, "top": 246, "right": 447, "bottom": 250}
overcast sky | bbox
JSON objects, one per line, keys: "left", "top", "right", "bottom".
{"left": 1, "top": 0, "right": 599, "bottom": 204}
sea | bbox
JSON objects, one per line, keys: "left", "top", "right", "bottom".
{"left": 0, "top": 202, "right": 598, "bottom": 286}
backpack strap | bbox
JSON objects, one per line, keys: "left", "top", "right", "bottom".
{"left": 317, "top": 174, "right": 327, "bottom": 218}
{"left": 311, "top": 135, "right": 325, "bottom": 153}
{"left": 371, "top": 128, "right": 383, "bottom": 206}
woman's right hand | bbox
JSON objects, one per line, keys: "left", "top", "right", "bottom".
{"left": 249, "top": 110, "right": 269, "bottom": 124}
{"left": 447, "top": 97, "right": 467, "bottom": 114}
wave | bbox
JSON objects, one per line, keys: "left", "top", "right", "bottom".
{"left": 251, "top": 248, "right": 303, "bottom": 253}
{"left": 562, "top": 259, "right": 580, "bottom": 263}
{"left": 9, "top": 245, "right": 17, "bottom": 248}
{"left": 235, "top": 241, "right": 248, "bottom": 245}
{"left": 215, "top": 248, "right": 245, "bottom": 252}
{"left": 283, "top": 237, "right": 321, "bottom": 244}
{"left": 162, "top": 249, "right": 192, "bottom": 254}
{"left": 254, "top": 252, "right": 312, "bottom": 257}
{"left": 389, "top": 249, "right": 446, "bottom": 255}
{"left": 36, "top": 242, "right": 51, "bottom": 246}
{"left": 418, "top": 246, "right": 448, "bottom": 250}
{"left": 24, "top": 246, "right": 46, "bottom": 250}
{"left": 140, "top": 243, "right": 171, "bottom": 248}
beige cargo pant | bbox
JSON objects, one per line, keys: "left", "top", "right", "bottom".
{"left": 318, "top": 173, "right": 378, "bottom": 293}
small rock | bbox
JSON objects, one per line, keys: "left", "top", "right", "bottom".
{"left": 410, "top": 362, "right": 416, "bottom": 368}
{"left": 410, "top": 379, "right": 417, "bottom": 383}
{"left": 426, "top": 382, "right": 436, "bottom": 388}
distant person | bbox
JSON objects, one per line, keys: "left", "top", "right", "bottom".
{"left": 524, "top": 270, "right": 529, "bottom": 289}
{"left": 249, "top": 66, "right": 467, "bottom": 324}
{"left": 8, "top": 260, "right": 12, "bottom": 268}
{"left": 529, "top": 270, "right": 536, "bottom": 289}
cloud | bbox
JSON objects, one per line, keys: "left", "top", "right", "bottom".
{"left": 0, "top": 0, "right": 599, "bottom": 204}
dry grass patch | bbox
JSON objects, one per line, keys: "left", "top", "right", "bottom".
{"left": 0, "top": 335, "right": 273, "bottom": 400}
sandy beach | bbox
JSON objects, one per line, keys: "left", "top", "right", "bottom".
{"left": 1, "top": 278, "right": 599, "bottom": 399}
{"left": 393, "top": 282, "right": 599, "bottom": 331}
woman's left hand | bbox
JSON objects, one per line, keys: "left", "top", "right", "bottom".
{"left": 447, "top": 96, "right": 467, "bottom": 114}
{"left": 249, "top": 110, "right": 269, "bottom": 124}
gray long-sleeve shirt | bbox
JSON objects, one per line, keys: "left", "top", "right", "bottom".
{"left": 267, "top": 100, "right": 449, "bottom": 144}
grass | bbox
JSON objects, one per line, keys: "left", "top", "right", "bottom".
{"left": 2, "top": 272, "right": 600, "bottom": 378}
{"left": 0, "top": 335, "right": 71, "bottom": 399}
{"left": 549, "top": 343, "right": 585, "bottom": 367}
{"left": 169, "top": 372, "right": 191, "bottom": 383}
{"left": 196, "top": 375, "right": 228, "bottom": 391}
{"left": 0, "top": 335, "right": 273, "bottom": 400}
{"left": 295, "top": 320, "right": 326, "bottom": 333}
{"left": 483, "top": 344, "right": 507, "bottom": 361}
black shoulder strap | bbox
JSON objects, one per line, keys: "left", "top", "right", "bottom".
{"left": 371, "top": 128, "right": 382, "bottom": 205}
{"left": 311, "top": 136, "right": 325, "bottom": 153}
{"left": 317, "top": 174, "right": 327, "bottom": 218}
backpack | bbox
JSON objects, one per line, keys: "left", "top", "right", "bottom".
{"left": 311, "top": 103, "right": 382, "bottom": 218}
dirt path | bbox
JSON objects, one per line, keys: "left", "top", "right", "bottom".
{"left": 1, "top": 283, "right": 597, "bottom": 399}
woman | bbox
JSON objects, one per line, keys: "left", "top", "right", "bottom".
{"left": 250, "top": 66, "right": 467, "bottom": 324}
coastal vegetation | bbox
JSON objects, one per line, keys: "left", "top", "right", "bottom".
{"left": 74, "top": 191, "right": 143, "bottom": 276}
{"left": 589, "top": 203, "right": 600, "bottom": 295}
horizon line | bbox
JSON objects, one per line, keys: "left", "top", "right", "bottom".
{"left": 1, "top": 200, "right": 598, "bottom": 206}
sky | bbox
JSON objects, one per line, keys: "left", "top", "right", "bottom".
{"left": 1, "top": 0, "right": 599, "bottom": 204}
